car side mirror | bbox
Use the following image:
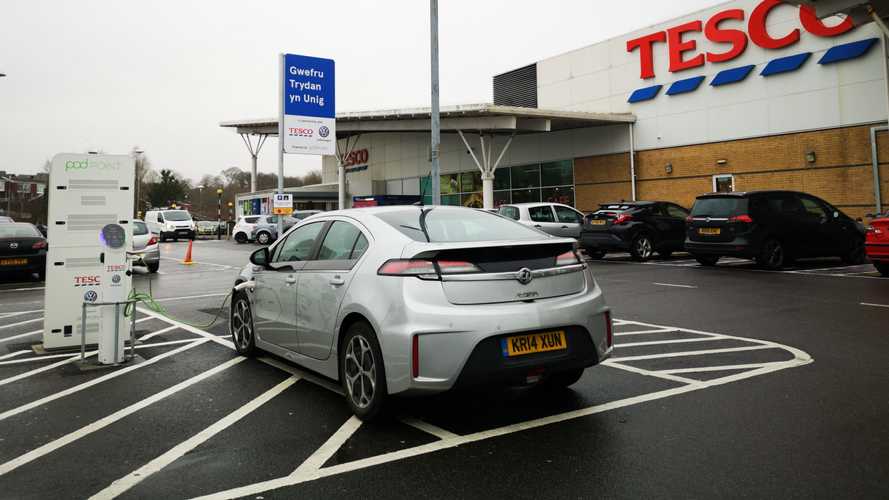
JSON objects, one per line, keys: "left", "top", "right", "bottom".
{"left": 157, "top": 215, "right": 164, "bottom": 223}
{"left": 250, "top": 247, "right": 270, "bottom": 268}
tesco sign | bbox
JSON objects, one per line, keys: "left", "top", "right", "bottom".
{"left": 627, "top": 0, "right": 855, "bottom": 79}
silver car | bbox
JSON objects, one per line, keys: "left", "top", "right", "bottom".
{"left": 498, "top": 203, "right": 585, "bottom": 238}
{"left": 229, "top": 206, "right": 612, "bottom": 419}
{"left": 132, "top": 220, "right": 160, "bottom": 273}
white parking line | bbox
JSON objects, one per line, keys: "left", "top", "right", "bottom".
{"left": 90, "top": 375, "right": 298, "bottom": 499}
{"left": 0, "top": 329, "right": 41, "bottom": 344}
{"left": 610, "top": 344, "right": 774, "bottom": 362}
{"left": 657, "top": 361, "right": 790, "bottom": 374}
{"left": 861, "top": 302, "right": 889, "bottom": 309}
{"left": 614, "top": 328, "right": 677, "bottom": 336}
{"left": 652, "top": 282, "right": 697, "bottom": 289}
{"left": 137, "top": 307, "right": 234, "bottom": 350}
{"left": 0, "top": 350, "right": 29, "bottom": 361}
{"left": 616, "top": 336, "right": 724, "bottom": 348}
{"left": 153, "top": 293, "right": 229, "bottom": 303}
{"left": 0, "top": 317, "right": 43, "bottom": 331}
{"left": 0, "top": 309, "right": 43, "bottom": 319}
{"left": 0, "top": 338, "right": 210, "bottom": 423}
{"left": 0, "top": 286, "right": 44, "bottom": 293}
{"left": 400, "top": 417, "right": 460, "bottom": 440}
{"left": 0, "top": 355, "right": 245, "bottom": 477}
{"left": 601, "top": 360, "right": 705, "bottom": 386}
{"left": 292, "top": 416, "right": 363, "bottom": 476}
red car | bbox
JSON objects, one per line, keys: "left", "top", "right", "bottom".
{"left": 866, "top": 213, "right": 889, "bottom": 277}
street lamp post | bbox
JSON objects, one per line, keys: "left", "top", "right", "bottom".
{"left": 216, "top": 188, "right": 223, "bottom": 240}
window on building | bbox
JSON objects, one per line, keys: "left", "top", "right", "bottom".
{"left": 460, "top": 171, "right": 481, "bottom": 193}
{"left": 461, "top": 192, "right": 483, "bottom": 208}
{"left": 541, "top": 160, "right": 573, "bottom": 186}
{"left": 440, "top": 174, "right": 460, "bottom": 195}
{"left": 511, "top": 165, "right": 540, "bottom": 189}
{"left": 494, "top": 169, "right": 510, "bottom": 190}
{"left": 541, "top": 186, "right": 574, "bottom": 206}
{"left": 512, "top": 188, "right": 541, "bottom": 203}
{"left": 493, "top": 190, "right": 511, "bottom": 207}
{"left": 713, "top": 174, "right": 734, "bottom": 193}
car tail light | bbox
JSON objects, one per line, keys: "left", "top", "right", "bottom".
{"left": 555, "top": 250, "right": 580, "bottom": 266}
{"left": 147, "top": 235, "right": 158, "bottom": 246}
{"left": 378, "top": 259, "right": 439, "bottom": 279}
{"left": 32, "top": 240, "right": 47, "bottom": 250}
{"left": 412, "top": 335, "right": 419, "bottom": 378}
{"left": 728, "top": 214, "right": 753, "bottom": 223}
{"left": 604, "top": 310, "right": 613, "bottom": 348}
{"left": 437, "top": 260, "right": 481, "bottom": 274}
{"left": 614, "top": 213, "right": 633, "bottom": 225}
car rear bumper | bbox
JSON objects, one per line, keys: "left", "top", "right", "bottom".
{"left": 134, "top": 248, "right": 160, "bottom": 266}
{"left": 162, "top": 229, "right": 195, "bottom": 239}
{"left": 377, "top": 267, "right": 612, "bottom": 395}
{"left": 685, "top": 238, "right": 757, "bottom": 258}
{"left": 866, "top": 242, "right": 889, "bottom": 262}
{"left": 579, "top": 231, "right": 629, "bottom": 251}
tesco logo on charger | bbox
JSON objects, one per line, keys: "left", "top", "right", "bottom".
{"left": 626, "top": 0, "right": 855, "bottom": 79}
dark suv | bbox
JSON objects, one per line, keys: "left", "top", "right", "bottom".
{"left": 580, "top": 201, "right": 690, "bottom": 261}
{"left": 685, "top": 191, "right": 866, "bottom": 269}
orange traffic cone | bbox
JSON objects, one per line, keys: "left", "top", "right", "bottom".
{"left": 181, "top": 240, "right": 194, "bottom": 265}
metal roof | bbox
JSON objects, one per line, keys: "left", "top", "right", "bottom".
{"left": 220, "top": 103, "right": 635, "bottom": 137}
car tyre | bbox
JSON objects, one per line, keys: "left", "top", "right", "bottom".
{"left": 694, "top": 254, "right": 720, "bottom": 266}
{"left": 234, "top": 232, "right": 248, "bottom": 244}
{"left": 339, "top": 321, "right": 387, "bottom": 421}
{"left": 256, "top": 231, "right": 272, "bottom": 246}
{"left": 757, "top": 238, "right": 785, "bottom": 270}
{"left": 629, "top": 233, "right": 654, "bottom": 261}
{"left": 147, "top": 262, "right": 159, "bottom": 274}
{"left": 545, "top": 368, "right": 585, "bottom": 388}
{"left": 586, "top": 249, "right": 606, "bottom": 260}
{"left": 874, "top": 262, "right": 889, "bottom": 277}
{"left": 230, "top": 291, "right": 256, "bottom": 357}
{"left": 841, "top": 238, "right": 866, "bottom": 265}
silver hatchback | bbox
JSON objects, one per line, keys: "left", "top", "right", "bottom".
{"left": 230, "top": 206, "right": 612, "bottom": 420}
{"left": 498, "top": 203, "right": 585, "bottom": 238}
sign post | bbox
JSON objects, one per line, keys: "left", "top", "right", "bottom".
{"left": 277, "top": 53, "right": 335, "bottom": 235}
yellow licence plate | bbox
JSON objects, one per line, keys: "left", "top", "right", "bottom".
{"left": 591, "top": 219, "right": 606, "bottom": 225}
{"left": 0, "top": 258, "right": 27, "bottom": 266}
{"left": 699, "top": 227, "right": 721, "bottom": 235}
{"left": 502, "top": 331, "right": 567, "bottom": 357}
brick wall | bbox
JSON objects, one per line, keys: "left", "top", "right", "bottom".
{"left": 574, "top": 125, "right": 889, "bottom": 219}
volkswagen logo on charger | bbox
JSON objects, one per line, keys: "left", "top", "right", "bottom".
{"left": 516, "top": 267, "right": 533, "bottom": 285}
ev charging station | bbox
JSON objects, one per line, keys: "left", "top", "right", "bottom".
{"left": 43, "top": 153, "right": 135, "bottom": 364}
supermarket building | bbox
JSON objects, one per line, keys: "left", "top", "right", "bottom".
{"left": 224, "top": 0, "right": 889, "bottom": 218}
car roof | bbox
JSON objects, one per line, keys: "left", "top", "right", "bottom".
{"left": 502, "top": 202, "right": 574, "bottom": 208}
{"left": 599, "top": 201, "right": 656, "bottom": 206}
{"left": 696, "top": 190, "right": 813, "bottom": 198}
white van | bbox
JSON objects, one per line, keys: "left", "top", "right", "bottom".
{"left": 145, "top": 209, "right": 196, "bottom": 242}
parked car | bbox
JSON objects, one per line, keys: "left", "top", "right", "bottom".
{"left": 230, "top": 206, "right": 612, "bottom": 420}
{"left": 145, "top": 209, "right": 196, "bottom": 241}
{"left": 865, "top": 212, "right": 889, "bottom": 277}
{"left": 685, "top": 191, "right": 867, "bottom": 270}
{"left": 251, "top": 216, "right": 300, "bottom": 245}
{"left": 132, "top": 220, "right": 160, "bottom": 273}
{"left": 0, "top": 216, "right": 14, "bottom": 223}
{"left": 0, "top": 222, "right": 47, "bottom": 280}
{"left": 581, "top": 201, "right": 689, "bottom": 260}
{"left": 498, "top": 203, "right": 585, "bottom": 238}
{"left": 195, "top": 220, "right": 222, "bottom": 237}
{"left": 232, "top": 215, "right": 263, "bottom": 244}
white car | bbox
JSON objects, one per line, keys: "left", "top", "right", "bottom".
{"left": 498, "top": 203, "right": 585, "bottom": 239}
{"left": 145, "top": 209, "right": 196, "bottom": 242}
{"left": 230, "top": 206, "right": 612, "bottom": 420}
{"left": 232, "top": 215, "right": 266, "bottom": 244}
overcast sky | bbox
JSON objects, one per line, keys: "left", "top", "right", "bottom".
{"left": 1, "top": 0, "right": 723, "bottom": 183}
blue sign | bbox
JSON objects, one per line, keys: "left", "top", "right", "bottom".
{"left": 281, "top": 54, "right": 336, "bottom": 155}
{"left": 283, "top": 54, "right": 335, "bottom": 118}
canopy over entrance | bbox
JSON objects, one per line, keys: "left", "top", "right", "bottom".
{"left": 220, "top": 103, "right": 636, "bottom": 209}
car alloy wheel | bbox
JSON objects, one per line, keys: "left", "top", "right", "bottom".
{"left": 631, "top": 234, "right": 653, "bottom": 261}
{"left": 344, "top": 335, "right": 376, "bottom": 409}
{"left": 257, "top": 232, "right": 271, "bottom": 245}
{"left": 230, "top": 294, "right": 255, "bottom": 355}
{"left": 234, "top": 232, "right": 247, "bottom": 244}
{"left": 760, "top": 239, "right": 784, "bottom": 270}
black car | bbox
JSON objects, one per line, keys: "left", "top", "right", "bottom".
{"left": 0, "top": 223, "right": 47, "bottom": 280}
{"left": 685, "top": 190, "right": 866, "bottom": 269}
{"left": 580, "top": 201, "right": 690, "bottom": 261}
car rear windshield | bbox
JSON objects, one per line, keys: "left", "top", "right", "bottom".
{"left": 498, "top": 206, "right": 520, "bottom": 220}
{"left": 378, "top": 208, "right": 547, "bottom": 243}
{"left": 599, "top": 204, "right": 635, "bottom": 211}
{"left": 0, "top": 224, "right": 41, "bottom": 238}
{"left": 163, "top": 210, "right": 191, "bottom": 221}
{"left": 133, "top": 221, "right": 149, "bottom": 235}
{"left": 690, "top": 197, "right": 747, "bottom": 218}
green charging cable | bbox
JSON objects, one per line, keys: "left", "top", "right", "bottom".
{"left": 124, "top": 288, "right": 234, "bottom": 330}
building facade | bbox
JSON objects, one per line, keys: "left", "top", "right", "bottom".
{"left": 316, "top": 0, "right": 887, "bottom": 218}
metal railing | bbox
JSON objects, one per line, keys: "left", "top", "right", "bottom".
{"left": 80, "top": 300, "right": 139, "bottom": 363}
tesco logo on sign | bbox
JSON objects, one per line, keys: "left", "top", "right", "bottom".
{"left": 627, "top": 0, "right": 855, "bottom": 79}
{"left": 342, "top": 148, "right": 369, "bottom": 167}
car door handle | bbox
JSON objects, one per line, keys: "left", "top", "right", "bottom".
{"left": 329, "top": 276, "right": 345, "bottom": 286}
{"left": 560, "top": 225, "right": 569, "bottom": 229}
{"left": 285, "top": 276, "right": 296, "bottom": 285}
{"left": 534, "top": 224, "right": 542, "bottom": 228}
